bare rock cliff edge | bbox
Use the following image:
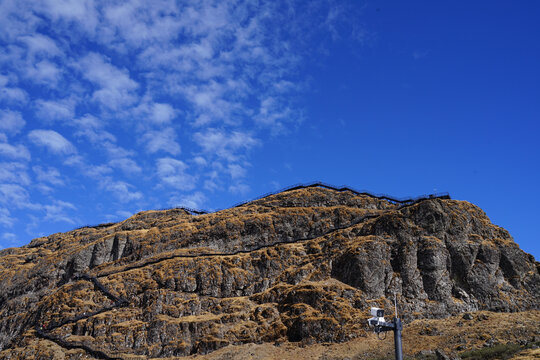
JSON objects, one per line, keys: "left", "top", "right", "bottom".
{"left": 0, "top": 186, "right": 538, "bottom": 359}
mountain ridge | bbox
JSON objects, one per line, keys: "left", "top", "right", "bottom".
{"left": 0, "top": 184, "right": 538, "bottom": 359}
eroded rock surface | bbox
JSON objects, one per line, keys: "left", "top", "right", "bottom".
{"left": 0, "top": 186, "right": 538, "bottom": 359}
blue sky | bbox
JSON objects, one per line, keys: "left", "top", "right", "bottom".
{"left": 0, "top": 0, "right": 538, "bottom": 259}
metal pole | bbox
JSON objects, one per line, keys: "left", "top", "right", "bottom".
{"left": 394, "top": 293, "right": 398, "bottom": 318}
{"left": 393, "top": 317, "right": 403, "bottom": 360}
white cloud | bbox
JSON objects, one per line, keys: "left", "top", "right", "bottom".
{"left": 227, "top": 163, "right": 247, "bottom": 179}
{"left": 73, "top": 113, "right": 101, "bottom": 130}
{"left": 156, "top": 157, "right": 196, "bottom": 190}
{"left": 150, "top": 103, "right": 176, "bottom": 124}
{"left": 193, "top": 128, "right": 258, "bottom": 161}
{"left": 75, "top": 127, "right": 116, "bottom": 147}
{"left": 27, "top": 60, "right": 63, "bottom": 85}
{"left": 28, "top": 129, "right": 76, "bottom": 155}
{"left": 101, "top": 0, "right": 186, "bottom": 47}
{"left": 83, "top": 164, "right": 113, "bottom": 178}
{"left": 0, "top": 162, "right": 30, "bottom": 185}
{"left": 193, "top": 156, "right": 207, "bottom": 167}
{"left": 0, "top": 142, "right": 31, "bottom": 161}
{"left": 72, "top": 115, "right": 141, "bottom": 175}
{"left": 73, "top": 114, "right": 116, "bottom": 144}
{"left": 43, "top": 199, "right": 77, "bottom": 224}
{"left": 0, "top": 84, "right": 28, "bottom": 105}
{"left": 39, "top": 0, "right": 98, "bottom": 34}
{"left": 18, "top": 33, "right": 62, "bottom": 58}
{"left": 32, "top": 165, "right": 64, "bottom": 186}
{"left": 182, "top": 81, "right": 237, "bottom": 126}
{"left": 36, "top": 183, "right": 54, "bottom": 194}
{"left": 35, "top": 98, "right": 75, "bottom": 122}
{"left": 63, "top": 154, "right": 85, "bottom": 167}
{"left": 109, "top": 158, "right": 141, "bottom": 175}
{"left": 11, "top": 32, "right": 64, "bottom": 86}
{"left": 103, "top": 142, "right": 138, "bottom": 161}
{"left": 141, "top": 127, "right": 181, "bottom": 155}
{"left": 203, "top": 179, "right": 218, "bottom": 191}
{"left": 0, "top": 208, "right": 15, "bottom": 227}
{"left": 132, "top": 97, "right": 177, "bottom": 125}
{"left": 100, "top": 178, "right": 142, "bottom": 202}
{"left": 0, "top": 184, "right": 39, "bottom": 210}
{"left": 75, "top": 52, "right": 138, "bottom": 110}
{"left": 0, "top": 1, "right": 38, "bottom": 41}
{"left": 0, "top": 110, "right": 25, "bottom": 134}
{"left": 255, "top": 96, "right": 295, "bottom": 132}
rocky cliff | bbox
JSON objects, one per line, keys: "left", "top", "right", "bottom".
{"left": 0, "top": 185, "right": 538, "bottom": 359}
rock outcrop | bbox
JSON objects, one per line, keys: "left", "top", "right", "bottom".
{"left": 0, "top": 185, "right": 538, "bottom": 359}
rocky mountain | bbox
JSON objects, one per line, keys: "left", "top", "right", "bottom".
{"left": 0, "top": 184, "right": 538, "bottom": 359}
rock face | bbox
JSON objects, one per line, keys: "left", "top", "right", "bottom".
{"left": 0, "top": 185, "right": 538, "bottom": 359}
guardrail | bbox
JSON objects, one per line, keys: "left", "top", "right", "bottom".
{"left": 73, "top": 182, "right": 449, "bottom": 232}
{"left": 231, "top": 181, "right": 450, "bottom": 208}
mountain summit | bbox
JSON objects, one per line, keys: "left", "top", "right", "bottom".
{"left": 1, "top": 185, "right": 539, "bottom": 359}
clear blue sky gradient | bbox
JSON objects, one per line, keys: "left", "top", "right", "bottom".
{"left": 0, "top": 1, "right": 538, "bottom": 259}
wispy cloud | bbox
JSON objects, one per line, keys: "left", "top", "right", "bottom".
{"left": 0, "top": 184, "right": 39, "bottom": 210}
{"left": 32, "top": 165, "right": 64, "bottom": 186}
{"left": 0, "top": 142, "right": 31, "bottom": 161}
{"left": 0, "top": 75, "right": 28, "bottom": 104}
{"left": 75, "top": 52, "right": 138, "bottom": 111}
{"left": 134, "top": 97, "right": 177, "bottom": 125}
{"left": 43, "top": 199, "right": 77, "bottom": 224}
{"left": 141, "top": 128, "right": 181, "bottom": 155}
{"left": 0, "top": 110, "right": 25, "bottom": 134}
{"left": 0, "top": 208, "right": 16, "bottom": 228}
{"left": 35, "top": 0, "right": 99, "bottom": 36}
{"left": 35, "top": 98, "right": 75, "bottom": 122}
{"left": 73, "top": 114, "right": 116, "bottom": 144}
{"left": 28, "top": 129, "right": 76, "bottom": 155}
{"left": 108, "top": 158, "right": 142, "bottom": 175}
{"left": 156, "top": 157, "right": 196, "bottom": 190}
{"left": 193, "top": 128, "right": 258, "bottom": 162}
{"left": 99, "top": 177, "right": 143, "bottom": 202}
{"left": 18, "top": 33, "right": 62, "bottom": 58}
{"left": 28, "top": 60, "right": 63, "bottom": 85}
{"left": 0, "top": 162, "right": 30, "bottom": 185}
{"left": 227, "top": 163, "right": 247, "bottom": 180}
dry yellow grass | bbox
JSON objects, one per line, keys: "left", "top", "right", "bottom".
{"left": 166, "top": 310, "right": 539, "bottom": 360}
